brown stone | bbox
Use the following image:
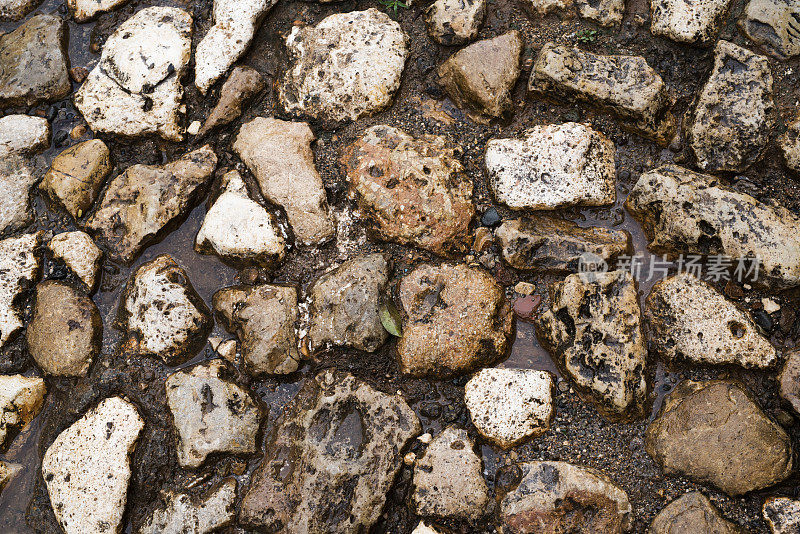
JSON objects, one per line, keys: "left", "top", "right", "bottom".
{"left": 778, "top": 350, "right": 800, "bottom": 416}
{"left": 650, "top": 492, "right": 745, "bottom": 534}
{"left": 40, "top": 139, "right": 112, "bottom": 219}
{"left": 198, "top": 66, "right": 265, "bottom": 137}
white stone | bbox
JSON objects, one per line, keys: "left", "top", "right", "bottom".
{"left": 651, "top": 0, "right": 734, "bottom": 44}
{"left": 0, "top": 232, "right": 41, "bottom": 347}
{"left": 740, "top": 0, "right": 800, "bottom": 60}
{"left": 187, "top": 120, "right": 201, "bottom": 136}
{"left": 464, "top": 368, "right": 554, "bottom": 448}
{"left": 486, "top": 123, "right": 616, "bottom": 210}
{"left": 763, "top": 298, "right": 781, "bottom": 314}
{"left": 75, "top": 7, "right": 192, "bottom": 141}
{"left": 0, "top": 115, "right": 50, "bottom": 157}
{"left": 764, "top": 496, "right": 800, "bottom": 534}
{"left": 426, "top": 0, "right": 485, "bottom": 45}
{"left": 0, "top": 374, "right": 46, "bottom": 447}
{"left": 42, "top": 397, "right": 144, "bottom": 534}
{"left": 0, "top": 0, "right": 39, "bottom": 20}
{"left": 48, "top": 231, "right": 102, "bottom": 291}
{"left": 67, "top": 0, "right": 129, "bottom": 22}
{"left": 140, "top": 479, "right": 237, "bottom": 534}
{"left": 412, "top": 522, "right": 441, "bottom": 534}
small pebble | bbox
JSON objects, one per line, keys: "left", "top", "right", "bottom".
{"left": 187, "top": 120, "right": 201, "bottom": 136}
{"left": 513, "top": 294, "right": 541, "bottom": 321}
{"left": 481, "top": 207, "right": 501, "bottom": 227}
{"left": 514, "top": 281, "right": 535, "bottom": 295}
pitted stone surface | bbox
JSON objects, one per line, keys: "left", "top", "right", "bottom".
{"left": 763, "top": 497, "right": 800, "bottom": 534}
{"left": 48, "top": 232, "right": 102, "bottom": 291}
{"left": 651, "top": 0, "right": 734, "bottom": 44}
{"left": 140, "top": 479, "right": 237, "bottom": 534}
{"left": 0, "top": 0, "right": 39, "bottom": 19}
{"left": 426, "top": 0, "right": 485, "bottom": 45}
{"left": 67, "top": 0, "right": 128, "bottom": 21}
{"left": 0, "top": 232, "right": 41, "bottom": 348}
{"left": 739, "top": 0, "right": 800, "bottom": 60}
{"left": 0, "top": 374, "right": 45, "bottom": 448}
{"left": 650, "top": 492, "right": 744, "bottom": 534}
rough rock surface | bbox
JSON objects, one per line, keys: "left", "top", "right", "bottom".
{"left": 166, "top": 360, "right": 261, "bottom": 468}
{"left": 426, "top": 0, "right": 485, "bottom": 45}
{"left": 437, "top": 31, "right": 522, "bottom": 122}
{"left": 497, "top": 216, "right": 630, "bottom": 272}
{"left": 0, "top": 374, "right": 45, "bottom": 448}
{"left": 526, "top": 0, "right": 569, "bottom": 15}
{"left": 140, "top": 479, "right": 237, "bottom": 534}
{"left": 529, "top": 43, "right": 675, "bottom": 142}
{"left": 485, "top": 123, "right": 616, "bottom": 210}
{"left": 763, "top": 497, "right": 800, "bottom": 534}
{"left": 40, "top": 140, "right": 112, "bottom": 220}
{"left": 213, "top": 284, "right": 300, "bottom": 375}
{"left": 0, "top": 115, "right": 50, "bottom": 157}
{"left": 645, "top": 273, "right": 777, "bottom": 368}
{"left": 645, "top": 380, "right": 793, "bottom": 495}
{"left": 341, "top": 125, "right": 474, "bottom": 257}
{"left": 26, "top": 281, "right": 101, "bottom": 377}
{"left": 411, "top": 426, "right": 489, "bottom": 521}
{"left": 41, "top": 397, "right": 144, "bottom": 534}
{"left": 0, "top": 232, "right": 41, "bottom": 348}
{"left": 120, "top": 255, "right": 212, "bottom": 364}
{"left": 75, "top": 7, "right": 192, "bottom": 141}
{"left": 778, "top": 350, "right": 800, "bottom": 415}
{"left": 67, "top": 0, "right": 128, "bottom": 21}
{"left": 498, "top": 461, "right": 633, "bottom": 533}
{"left": 779, "top": 113, "right": 800, "bottom": 173}
{"left": 198, "top": 66, "right": 264, "bottom": 137}
{"left": 397, "top": 263, "right": 514, "bottom": 378}
{"left": 537, "top": 270, "right": 647, "bottom": 421}
{"left": 0, "top": 15, "right": 70, "bottom": 107}
{"left": 280, "top": 8, "right": 408, "bottom": 125}
{"left": 87, "top": 146, "right": 217, "bottom": 264}
{"left": 233, "top": 118, "right": 334, "bottom": 245}
{"left": 48, "top": 232, "right": 102, "bottom": 291}
{"left": 239, "top": 370, "right": 421, "bottom": 533}
{"left": 625, "top": 164, "right": 800, "bottom": 288}
{"left": 650, "top": 0, "right": 734, "bottom": 44}
{"left": 577, "top": 0, "right": 624, "bottom": 26}
{"left": 650, "top": 492, "right": 744, "bottom": 534}
{"left": 739, "top": 0, "right": 800, "bottom": 60}
{"left": 464, "top": 368, "right": 554, "bottom": 448}
{"left": 412, "top": 522, "right": 441, "bottom": 534}
{"left": 0, "top": 0, "right": 38, "bottom": 20}
{"left": 195, "top": 170, "right": 285, "bottom": 267}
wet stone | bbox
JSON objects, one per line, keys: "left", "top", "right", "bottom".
{"left": 645, "top": 379, "right": 793, "bottom": 495}
{"left": 536, "top": 270, "right": 647, "bottom": 421}
{"left": 140, "top": 479, "right": 236, "bottom": 534}
{"left": 411, "top": 425, "right": 489, "bottom": 521}
{"left": 779, "top": 113, "right": 800, "bottom": 173}
{"left": 650, "top": 0, "right": 734, "bottom": 44}
{"left": 0, "top": 232, "right": 41, "bottom": 348}
{"left": 213, "top": 284, "right": 301, "bottom": 375}
{"left": 778, "top": 350, "right": 800, "bottom": 415}
{"left": 341, "top": 125, "right": 474, "bottom": 257}
{"left": 485, "top": 123, "right": 616, "bottom": 211}
{"left": 198, "top": 66, "right": 265, "bottom": 137}
{"left": 40, "top": 139, "right": 112, "bottom": 220}
{"left": 576, "top": 0, "right": 625, "bottom": 26}
{"left": 650, "top": 492, "right": 745, "bottom": 534}
{"left": 67, "top": 0, "right": 128, "bottom": 22}
{"left": 498, "top": 461, "right": 633, "bottom": 533}
{"left": 763, "top": 497, "right": 800, "bottom": 534}
{"left": 739, "top": 0, "right": 800, "bottom": 60}
{"left": 48, "top": 231, "right": 102, "bottom": 292}
{"left": 425, "top": 0, "right": 485, "bottom": 45}
{"left": 0, "top": 115, "right": 50, "bottom": 157}
{"left": 0, "top": 461, "right": 21, "bottom": 494}
{"left": 397, "top": 263, "right": 514, "bottom": 378}
{"left": 0, "top": 0, "right": 38, "bottom": 20}
{"left": 239, "top": 369, "right": 421, "bottom": 533}
{"left": 0, "top": 374, "right": 45, "bottom": 448}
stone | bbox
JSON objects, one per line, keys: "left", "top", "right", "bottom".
{"left": 194, "top": 0, "right": 276, "bottom": 93}
{"left": 75, "top": 7, "right": 192, "bottom": 141}
{"left": 650, "top": 492, "right": 745, "bottom": 534}
{"left": 0, "top": 115, "right": 50, "bottom": 157}
{"left": 437, "top": 31, "right": 522, "bottom": 123}
{"left": 120, "top": 255, "right": 212, "bottom": 364}
{"left": 537, "top": 270, "right": 647, "bottom": 421}
{"left": 280, "top": 8, "right": 408, "bottom": 125}
{"left": 341, "top": 125, "right": 474, "bottom": 257}
{"left": 140, "top": 479, "right": 237, "bottom": 534}
{"left": 195, "top": 170, "right": 285, "bottom": 267}
{"left": 40, "top": 140, "right": 112, "bottom": 220}
{"left": 239, "top": 370, "right": 421, "bottom": 533}
{"left": 0, "top": 461, "right": 21, "bottom": 493}
{"left": 0, "top": 232, "right": 41, "bottom": 348}
{"left": 166, "top": 360, "right": 261, "bottom": 468}
{"left": 233, "top": 118, "right": 334, "bottom": 245}
{"left": 651, "top": 0, "right": 734, "bottom": 44}
{"left": 198, "top": 66, "right": 265, "bottom": 137}
{"left": 498, "top": 461, "right": 632, "bottom": 533}
{"left": 26, "top": 281, "right": 102, "bottom": 377}
{"left": 645, "top": 379, "right": 793, "bottom": 495}
{"left": 529, "top": 43, "right": 675, "bottom": 142}
{"left": 42, "top": 397, "right": 144, "bottom": 534}
{"left": 687, "top": 41, "right": 774, "bottom": 173}
{"left": 485, "top": 123, "right": 616, "bottom": 210}
{"left": 497, "top": 216, "right": 630, "bottom": 273}
{"left": 0, "top": 15, "right": 70, "bottom": 107}
{"left": 412, "top": 522, "right": 441, "bottom": 534}
{"left": 778, "top": 350, "right": 800, "bottom": 415}
{"left": 213, "top": 284, "right": 300, "bottom": 375}
{"left": 411, "top": 426, "right": 489, "bottom": 521}
{"left": 739, "top": 0, "right": 800, "bottom": 60}
{"left": 645, "top": 273, "right": 777, "bottom": 369}
{"left": 577, "top": 0, "right": 625, "bottom": 26}
{"left": 625, "top": 164, "right": 800, "bottom": 289}
{"left": 763, "top": 497, "right": 800, "bottom": 534}
{"left": 67, "top": 0, "right": 128, "bottom": 22}
{"left": 397, "top": 263, "right": 514, "bottom": 378}
{"left": 464, "top": 368, "right": 554, "bottom": 448}
{"left": 779, "top": 113, "right": 800, "bottom": 173}
{"left": 87, "top": 146, "right": 217, "bottom": 264}
{"left": 526, "top": 0, "right": 568, "bottom": 15}
{"left": 48, "top": 232, "right": 103, "bottom": 291}
{"left": 0, "top": 0, "right": 38, "bottom": 20}
{"left": 0, "top": 374, "right": 45, "bottom": 448}
{"left": 309, "top": 254, "right": 389, "bottom": 353}
{"left": 426, "top": 0, "right": 485, "bottom": 45}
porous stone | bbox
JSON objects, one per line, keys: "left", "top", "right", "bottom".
{"left": 67, "top": 0, "right": 128, "bottom": 21}
{"left": 309, "top": 254, "right": 389, "bottom": 352}
{"left": 687, "top": 40, "right": 774, "bottom": 173}
{"left": 526, "top": 0, "right": 568, "bottom": 14}
{"left": 625, "top": 164, "right": 800, "bottom": 289}
{"left": 0, "top": 0, "right": 38, "bottom": 20}
{"left": 0, "top": 461, "right": 21, "bottom": 493}
{"left": 778, "top": 350, "right": 800, "bottom": 415}
{"left": 651, "top": 0, "right": 734, "bottom": 44}
{"left": 140, "top": 479, "right": 237, "bottom": 534}
{"left": 233, "top": 117, "right": 334, "bottom": 245}
{"left": 87, "top": 146, "right": 217, "bottom": 264}
{"left": 48, "top": 232, "right": 102, "bottom": 291}
{"left": 195, "top": 171, "right": 285, "bottom": 267}
{"left": 213, "top": 284, "right": 300, "bottom": 375}
{"left": 779, "top": 113, "right": 800, "bottom": 173}
{"left": 464, "top": 368, "right": 554, "bottom": 448}
{"left": 437, "top": 31, "right": 522, "bottom": 122}
{"left": 529, "top": 43, "right": 675, "bottom": 142}
{"left": 40, "top": 140, "right": 112, "bottom": 220}
{"left": 239, "top": 370, "right": 421, "bottom": 533}
{"left": 120, "top": 255, "right": 212, "bottom": 364}
{"left": 577, "top": 0, "right": 625, "bottom": 26}
{"left": 75, "top": 7, "right": 192, "bottom": 141}
{"left": 340, "top": 125, "right": 474, "bottom": 257}
{"left": 537, "top": 270, "right": 647, "bottom": 421}
{"left": 42, "top": 397, "right": 144, "bottom": 534}
{"left": 198, "top": 66, "right": 265, "bottom": 137}
{"left": 0, "top": 232, "right": 41, "bottom": 348}
{"left": 649, "top": 492, "right": 744, "bottom": 534}
{"left": 739, "top": 0, "right": 800, "bottom": 60}
{"left": 397, "top": 263, "right": 514, "bottom": 378}
{"left": 763, "top": 497, "right": 800, "bottom": 534}
{"left": 498, "top": 461, "right": 632, "bottom": 533}
{"left": 485, "top": 123, "right": 616, "bottom": 210}
{"left": 426, "top": 0, "right": 485, "bottom": 45}
{"left": 411, "top": 426, "right": 489, "bottom": 521}
{"left": 26, "top": 281, "right": 101, "bottom": 377}
{"left": 280, "top": 8, "right": 408, "bottom": 125}
{"left": 0, "top": 115, "right": 50, "bottom": 157}
{"left": 166, "top": 360, "right": 261, "bottom": 468}
{"left": 0, "top": 374, "right": 45, "bottom": 448}
{"left": 645, "top": 379, "right": 793, "bottom": 495}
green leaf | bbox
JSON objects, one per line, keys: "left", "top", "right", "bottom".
{"left": 380, "top": 301, "right": 403, "bottom": 337}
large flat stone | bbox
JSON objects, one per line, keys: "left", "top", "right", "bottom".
{"left": 651, "top": 0, "right": 734, "bottom": 44}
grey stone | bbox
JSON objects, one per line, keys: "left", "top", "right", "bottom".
{"left": 426, "top": 0, "right": 485, "bottom": 45}
{"left": 577, "top": 0, "right": 625, "bottom": 26}
{"left": 0, "top": 461, "right": 21, "bottom": 494}
{"left": 0, "top": 374, "right": 45, "bottom": 448}
{"left": 0, "top": 0, "right": 39, "bottom": 20}
{"left": 650, "top": 492, "right": 744, "bottom": 534}
{"left": 739, "top": 0, "right": 800, "bottom": 60}
{"left": 198, "top": 66, "right": 265, "bottom": 137}
{"left": 0, "top": 232, "right": 41, "bottom": 348}
{"left": 651, "top": 0, "right": 734, "bottom": 44}
{"left": 779, "top": 113, "right": 800, "bottom": 173}
{"left": 778, "top": 350, "right": 800, "bottom": 416}
{"left": 139, "top": 479, "right": 237, "bottom": 534}
{"left": 763, "top": 497, "right": 800, "bottom": 534}
{"left": 40, "top": 140, "right": 112, "bottom": 220}
{"left": 0, "top": 115, "right": 50, "bottom": 157}
{"left": 48, "top": 231, "right": 103, "bottom": 292}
